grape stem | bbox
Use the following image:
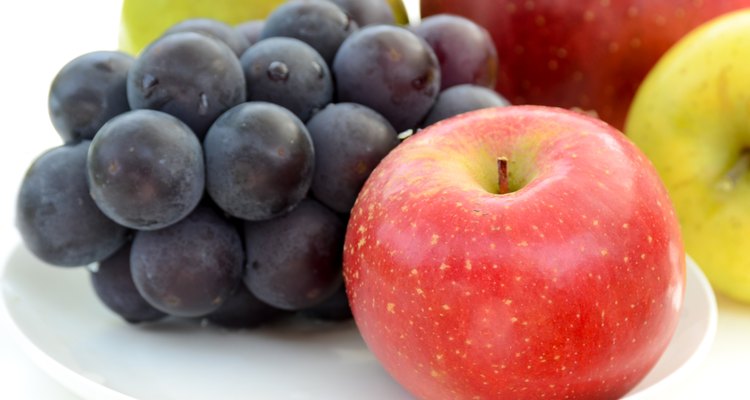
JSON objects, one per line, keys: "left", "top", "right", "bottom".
{"left": 498, "top": 157, "right": 509, "bottom": 195}
{"left": 717, "top": 149, "right": 750, "bottom": 192}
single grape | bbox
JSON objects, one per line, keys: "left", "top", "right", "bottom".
{"left": 48, "top": 51, "right": 133, "bottom": 143}
{"left": 130, "top": 206, "right": 244, "bottom": 318}
{"left": 240, "top": 37, "right": 333, "bottom": 122}
{"left": 206, "top": 285, "right": 286, "bottom": 329}
{"left": 412, "top": 14, "right": 498, "bottom": 90}
{"left": 126, "top": 31, "right": 246, "bottom": 139}
{"left": 204, "top": 102, "right": 314, "bottom": 221}
{"left": 87, "top": 110, "right": 205, "bottom": 230}
{"left": 326, "top": 0, "right": 395, "bottom": 26}
{"left": 421, "top": 84, "right": 510, "bottom": 127}
{"left": 16, "top": 141, "right": 128, "bottom": 267}
{"left": 300, "top": 282, "right": 352, "bottom": 321}
{"left": 234, "top": 20, "right": 265, "bottom": 51}
{"left": 90, "top": 242, "right": 166, "bottom": 323}
{"left": 333, "top": 25, "right": 440, "bottom": 132}
{"left": 306, "top": 103, "right": 398, "bottom": 213}
{"left": 162, "top": 18, "right": 250, "bottom": 57}
{"left": 260, "top": 0, "right": 357, "bottom": 65}
{"left": 244, "top": 198, "right": 344, "bottom": 310}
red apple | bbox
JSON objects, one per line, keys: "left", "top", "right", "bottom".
{"left": 420, "top": 0, "right": 750, "bottom": 130}
{"left": 344, "top": 106, "right": 685, "bottom": 399}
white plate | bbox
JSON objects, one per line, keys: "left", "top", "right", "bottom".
{"left": 0, "top": 244, "right": 716, "bottom": 400}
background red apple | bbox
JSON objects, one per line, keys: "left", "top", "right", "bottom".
{"left": 344, "top": 106, "right": 685, "bottom": 399}
{"left": 420, "top": 0, "right": 750, "bottom": 130}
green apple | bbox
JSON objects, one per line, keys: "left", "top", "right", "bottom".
{"left": 119, "top": 0, "right": 409, "bottom": 55}
{"left": 625, "top": 9, "right": 750, "bottom": 303}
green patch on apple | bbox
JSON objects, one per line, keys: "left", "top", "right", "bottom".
{"left": 119, "top": 0, "right": 409, "bottom": 55}
{"left": 626, "top": 9, "right": 750, "bottom": 304}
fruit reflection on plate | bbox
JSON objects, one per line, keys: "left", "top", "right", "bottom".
{"left": 0, "top": 244, "right": 715, "bottom": 400}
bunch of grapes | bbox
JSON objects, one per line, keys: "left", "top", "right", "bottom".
{"left": 16, "top": 0, "right": 508, "bottom": 329}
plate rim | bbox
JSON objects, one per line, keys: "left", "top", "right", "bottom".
{"left": 0, "top": 244, "right": 718, "bottom": 400}
{"left": 623, "top": 254, "right": 718, "bottom": 399}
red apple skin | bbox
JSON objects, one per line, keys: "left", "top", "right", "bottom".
{"left": 344, "top": 106, "right": 685, "bottom": 400}
{"left": 420, "top": 0, "right": 750, "bottom": 130}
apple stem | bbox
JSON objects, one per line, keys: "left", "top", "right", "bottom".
{"left": 717, "top": 149, "right": 750, "bottom": 192}
{"left": 498, "top": 157, "right": 509, "bottom": 195}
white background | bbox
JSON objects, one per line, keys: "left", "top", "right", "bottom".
{"left": 0, "top": 1, "right": 747, "bottom": 399}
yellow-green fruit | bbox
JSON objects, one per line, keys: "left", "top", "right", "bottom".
{"left": 625, "top": 9, "right": 750, "bottom": 303}
{"left": 119, "top": 0, "right": 409, "bottom": 55}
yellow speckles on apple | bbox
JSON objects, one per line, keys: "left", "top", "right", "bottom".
{"left": 357, "top": 238, "right": 366, "bottom": 249}
{"left": 357, "top": 225, "right": 366, "bottom": 234}
{"left": 387, "top": 302, "right": 396, "bottom": 313}
{"left": 431, "top": 234, "right": 440, "bottom": 245}
{"left": 571, "top": 153, "right": 578, "bottom": 159}
{"left": 503, "top": 299, "right": 512, "bottom": 306}
{"left": 511, "top": 316, "right": 519, "bottom": 323}
{"left": 410, "top": 268, "right": 418, "bottom": 276}
{"left": 430, "top": 369, "right": 440, "bottom": 378}
{"left": 593, "top": 219, "right": 599, "bottom": 226}
{"left": 624, "top": 256, "right": 629, "bottom": 262}
{"left": 517, "top": 241, "right": 529, "bottom": 247}
{"left": 647, "top": 235, "right": 653, "bottom": 244}
{"left": 439, "top": 262, "right": 451, "bottom": 271}
{"left": 622, "top": 223, "right": 629, "bottom": 229}
{"left": 641, "top": 253, "right": 646, "bottom": 260}
{"left": 600, "top": 249, "right": 608, "bottom": 256}
{"left": 416, "top": 288, "right": 424, "bottom": 296}
{"left": 465, "top": 260, "right": 473, "bottom": 270}
{"left": 410, "top": 222, "right": 417, "bottom": 229}
{"left": 400, "top": 205, "right": 408, "bottom": 212}
{"left": 535, "top": 14, "right": 546, "bottom": 27}
{"left": 442, "top": 304, "right": 451, "bottom": 311}
{"left": 505, "top": 225, "right": 512, "bottom": 231}
{"left": 490, "top": 243, "right": 496, "bottom": 250}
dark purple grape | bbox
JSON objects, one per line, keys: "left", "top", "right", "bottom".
{"left": 234, "top": 20, "right": 265, "bottom": 50}
{"left": 300, "top": 282, "right": 352, "bottom": 321}
{"left": 412, "top": 14, "right": 498, "bottom": 90}
{"left": 203, "top": 102, "right": 314, "bottom": 221}
{"left": 260, "top": 0, "right": 357, "bottom": 65}
{"left": 421, "top": 84, "right": 510, "bottom": 127}
{"left": 163, "top": 18, "right": 250, "bottom": 56}
{"left": 206, "top": 285, "right": 285, "bottom": 329}
{"left": 48, "top": 51, "right": 133, "bottom": 143}
{"left": 87, "top": 110, "right": 204, "bottom": 230}
{"left": 326, "top": 0, "right": 395, "bottom": 26}
{"left": 243, "top": 199, "right": 344, "bottom": 310}
{"left": 91, "top": 242, "right": 166, "bottom": 323}
{"left": 126, "top": 32, "right": 245, "bottom": 139}
{"left": 130, "top": 206, "right": 244, "bottom": 318}
{"left": 306, "top": 103, "right": 398, "bottom": 213}
{"left": 240, "top": 37, "right": 333, "bottom": 121}
{"left": 333, "top": 25, "right": 440, "bottom": 132}
{"left": 16, "top": 142, "right": 128, "bottom": 267}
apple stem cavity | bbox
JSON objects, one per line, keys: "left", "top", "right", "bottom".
{"left": 717, "top": 149, "right": 750, "bottom": 192}
{"left": 498, "top": 157, "right": 509, "bottom": 195}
